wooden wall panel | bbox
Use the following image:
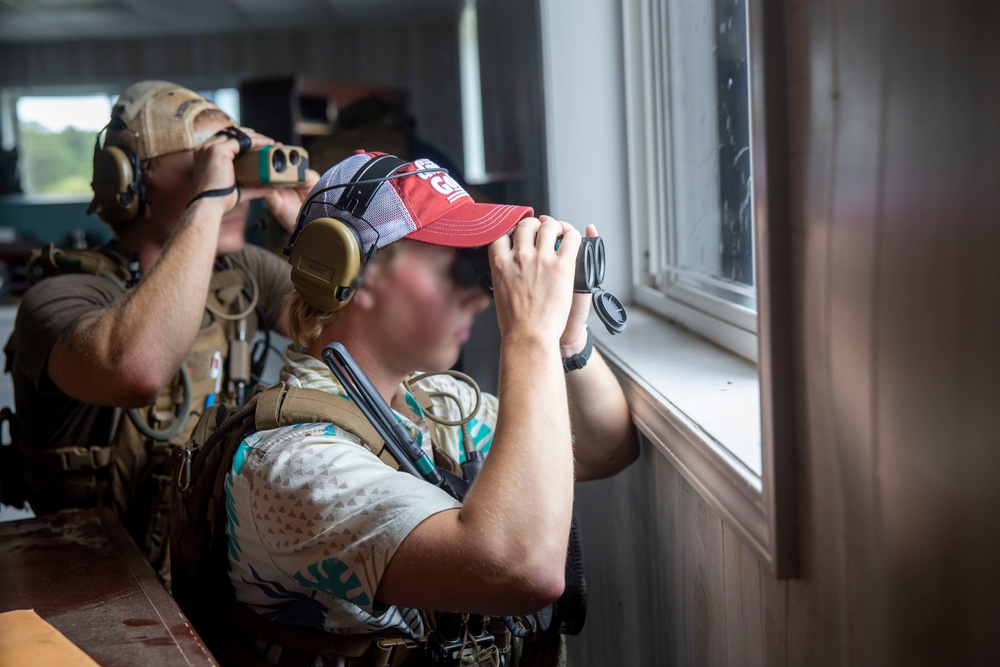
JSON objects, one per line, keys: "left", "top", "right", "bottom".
{"left": 875, "top": 1, "right": 1000, "bottom": 663}
{"left": 568, "top": 0, "right": 1000, "bottom": 665}
{"left": 824, "top": 0, "right": 886, "bottom": 664}
{"left": 723, "top": 524, "right": 763, "bottom": 667}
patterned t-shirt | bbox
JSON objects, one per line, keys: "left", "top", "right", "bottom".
{"left": 226, "top": 347, "right": 499, "bottom": 637}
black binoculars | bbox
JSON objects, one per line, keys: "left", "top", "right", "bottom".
{"left": 453, "top": 236, "right": 606, "bottom": 294}
{"left": 454, "top": 236, "right": 627, "bottom": 334}
{"left": 234, "top": 145, "right": 310, "bottom": 186}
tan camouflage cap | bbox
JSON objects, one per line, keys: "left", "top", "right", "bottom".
{"left": 112, "top": 80, "right": 233, "bottom": 160}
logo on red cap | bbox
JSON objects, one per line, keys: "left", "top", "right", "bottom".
{"left": 412, "top": 158, "right": 470, "bottom": 204}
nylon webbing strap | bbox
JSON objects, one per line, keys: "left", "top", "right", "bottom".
{"left": 20, "top": 444, "right": 113, "bottom": 472}
{"left": 254, "top": 384, "right": 398, "bottom": 467}
{"left": 254, "top": 383, "right": 284, "bottom": 429}
{"left": 231, "top": 600, "right": 374, "bottom": 656}
{"left": 407, "top": 384, "right": 436, "bottom": 415}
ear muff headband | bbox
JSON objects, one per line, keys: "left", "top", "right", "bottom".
{"left": 288, "top": 155, "right": 410, "bottom": 312}
{"left": 333, "top": 155, "right": 409, "bottom": 215}
{"left": 87, "top": 120, "right": 145, "bottom": 224}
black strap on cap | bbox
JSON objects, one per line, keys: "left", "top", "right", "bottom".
{"left": 334, "top": 155, "right": 409, "bottom": 218}
{"left": 282, "top": 155, "right": 410, "bottom": 257}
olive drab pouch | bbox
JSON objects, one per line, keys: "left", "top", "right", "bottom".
{"left": 170, "top": 382, "right": 392, "bottom": 663}
{"left": 169, "top": 396, "right": 249, "bottom": 661}
{"left": 0, "top": 335, "right": 27, "bottom": 509}
{"left": 0, "top": 406, "right": 28, "bottom": 509}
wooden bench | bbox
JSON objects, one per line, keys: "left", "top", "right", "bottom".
{"left": 0, "top": 507, "right": 217, "bottom": 666}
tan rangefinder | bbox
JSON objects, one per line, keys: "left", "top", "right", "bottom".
{"left": 234, "top": 145, "right": 310, "bottom": 186}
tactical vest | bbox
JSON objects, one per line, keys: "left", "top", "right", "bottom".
{"left": 0, "top": 243, "right": 258, "bottom": 583}
{"left": 172, "top": 381, "right": 515, "bottom": 667}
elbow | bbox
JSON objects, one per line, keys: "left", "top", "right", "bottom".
{"left": 114, "top": 356, "right": 169, "bottom": 407}
{"left": 611, "top": 429, "right": 642, "bottom": 473}
{"left": 522, "top": 561, "right": 566, "bottom": 609}
{"left": 118, "top": 373, "right": 163, "bottom": 407}
{"left": 498, "top": 546, "right": 567, "bottom": 613}
{"left": 577, "top": 426, "right": 642, "bottom": 481}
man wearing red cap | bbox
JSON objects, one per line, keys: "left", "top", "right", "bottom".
{"left": 3, "top": 80, "right": 318, "bottom": 579}
{"left": 220, "top": 151, "right": 639, "bottom": 664}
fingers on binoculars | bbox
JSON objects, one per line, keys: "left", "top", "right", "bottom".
{"left": 536, "top": 217, "right": 565, "bottom": 252}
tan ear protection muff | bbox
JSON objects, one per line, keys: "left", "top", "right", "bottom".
{"left": 87, "top": 118, "right": 145, "bottom": 224}
{"left": 286, "top": 155, "right": 410, "bottom": 312}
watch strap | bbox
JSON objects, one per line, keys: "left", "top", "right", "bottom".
{"left": 562, "top": 325, "right": 593, "bottom": 373}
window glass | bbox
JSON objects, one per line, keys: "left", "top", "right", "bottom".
{"left": 203, "top": 88, "right": 241, "bottom": 125}
{"left": 13, "top": 88, "right": 241, "bottom": 197}
{"left": 15, "top": 95, "right": 111, "bottom": 195}
{"left": 662, "top": 0, "right": 755, "bottom": 311}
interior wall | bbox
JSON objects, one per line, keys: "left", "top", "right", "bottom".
{"left": 545, "top": 0, "right": 1000, "bottom": 665}
{"left": 0, "top": 25, "right": 464, "bottom": 168}
{"left": 0, "top": 13, "right": 550, "bottom": 394}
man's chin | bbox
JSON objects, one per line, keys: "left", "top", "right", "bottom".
{"left": 421, "top": 348, "right": 462, "bottom": 374}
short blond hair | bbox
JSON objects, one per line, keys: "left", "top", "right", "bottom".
{"left": 283, "top": 238, "right": 410, "bottom": 348}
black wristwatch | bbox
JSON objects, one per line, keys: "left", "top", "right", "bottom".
{"left": 562, "top": 325, "right": 593, "bottom": 373}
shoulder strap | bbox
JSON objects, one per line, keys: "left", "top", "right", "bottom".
{"left": 253, "top": 383, "right": 403, "bottom": 470}
{"left": 407, "top": 383, "right": 436, "bottom": 416}
{"left": 27, "top": 243, "right": 131, "bottom": 288}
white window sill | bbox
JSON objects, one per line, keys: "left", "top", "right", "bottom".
{"left": 593, "top": 306, "right": 772, "bottom": 561}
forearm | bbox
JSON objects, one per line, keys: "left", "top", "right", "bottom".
{"left": 565, "top": 347, "right": 639, "bottom": 480}
{"left": 51, "top": 199, "right": 225, "bottom": 406}
{"left": 458, "top": 336, "right": 575, "bottom": 570}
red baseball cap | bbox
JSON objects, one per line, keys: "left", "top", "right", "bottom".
{"left": 301, "top": 150, "right": 534, "bottom": 249}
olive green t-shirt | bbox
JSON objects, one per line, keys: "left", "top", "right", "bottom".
{"left": 9, "top": 243, "right": 292, "bottom": 452}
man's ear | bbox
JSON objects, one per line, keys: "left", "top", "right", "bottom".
{"left": 352, "top": 283, "right": 374, "bottom": 310}
{"left": 352, "top": 270, "right": 377, "bottom": 311}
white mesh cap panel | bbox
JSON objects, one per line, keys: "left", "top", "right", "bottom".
{"left": 303, "top": 153, "right": 418, "bottom": 250}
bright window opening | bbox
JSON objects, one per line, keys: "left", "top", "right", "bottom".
{"left": 15, "top": 95, "right": 112, "bottom": 195}
{"left": 10, "top": 87, "right": 241, "bottom": 197}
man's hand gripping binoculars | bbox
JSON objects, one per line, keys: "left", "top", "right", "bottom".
{"left": 453, "top": 235, "right": 628, "bottom": 335}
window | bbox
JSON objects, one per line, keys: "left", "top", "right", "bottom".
{"left": 634, "top": 0, "right": 757, "bottom": 362}
{"left": 14, "top": 94, "right": 113, "bottom": 195}
{"left": 620, "top": 0, "right": 795, "bottom": 576}
{"left": 458, "top": 0, "right": 487, "bottom": 184}
{"left": 2, "top": 86, "right": 240, "bottom": 197}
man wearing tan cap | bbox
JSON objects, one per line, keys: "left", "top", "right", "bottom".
{"left": 2, "top": 80, "right": 318, "bottom": 580}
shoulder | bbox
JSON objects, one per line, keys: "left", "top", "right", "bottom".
{"left": 238, "top": 423, "right": 374, "bottom": 480}
{"left": 16, "top": 273, "right": 120, "bottom": 330}
{"left": 232, "top": 422, "right": 459, "bottom": 511}
{"left": 230, "top": 243, "right": 286, "bottom": 274}
{"left": 20, "top": 272, "right": 122, "bottom": 306}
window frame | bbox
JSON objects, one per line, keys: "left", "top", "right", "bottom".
{"left": 621, "top": 0, "right": 796, "bottom": 577}
{"left": 630, "top": 0, "right": 758, "bottom": 363}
